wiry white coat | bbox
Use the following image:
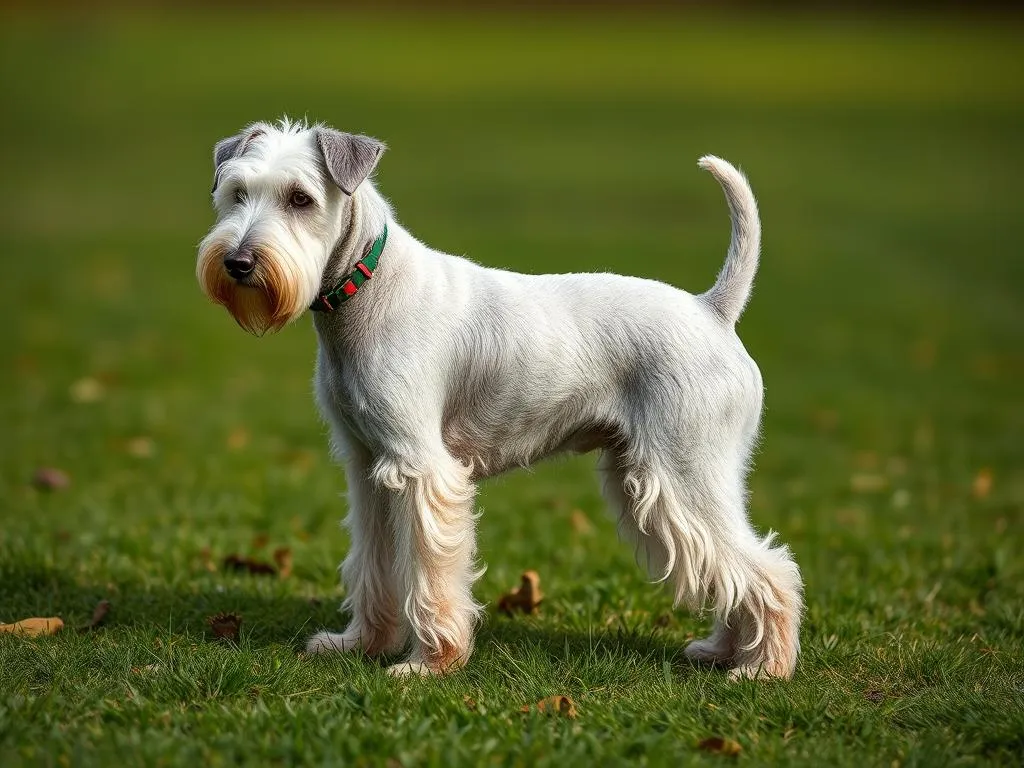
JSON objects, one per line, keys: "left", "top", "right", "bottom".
{"left": 198, "top": 120, "right": 803, "bottom": 679}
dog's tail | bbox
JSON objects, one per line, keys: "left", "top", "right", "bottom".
{"left": 697, "top": 155, "right": 761, "bottom": 325}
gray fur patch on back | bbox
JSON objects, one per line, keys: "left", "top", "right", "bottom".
{"left": 317, "top": 129, "right": 386, "bottom": 196}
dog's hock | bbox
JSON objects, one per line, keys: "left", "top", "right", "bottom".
{"left": 317, "top": 129, "right": 386, "bottom": 196}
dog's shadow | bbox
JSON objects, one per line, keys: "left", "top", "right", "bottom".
{"left": 3, "top": 562, "right": 699, "bottom": 676}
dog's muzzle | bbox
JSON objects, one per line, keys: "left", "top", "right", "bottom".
{"left": 224, "top": 247, "right": 256, "bottom": 280}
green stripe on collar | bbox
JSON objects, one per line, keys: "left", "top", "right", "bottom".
{"left": 310, "top": 223, "right": 388, "bottom": 313}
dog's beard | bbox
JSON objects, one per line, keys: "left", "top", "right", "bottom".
{"left": 197, "top": 241, "right": 307, "bottom": 336}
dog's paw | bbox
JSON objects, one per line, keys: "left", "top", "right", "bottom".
{"left": 684, "top": 635, "right": 734, "bottom": 666}
{"left": 305, "top": 630, "right": 361, "bottom": 655}
{"left": 385, "top": 660, "right": 437, "bottom": 677}
{"left": 727, "top": 662, "right": 792, "bottom": 682}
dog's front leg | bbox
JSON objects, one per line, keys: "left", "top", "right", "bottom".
{"left": 307, "top": 437, "right": 406, "bottom": 657}
{"left": 376, "top": 451, "right": 482, "bottom": 676}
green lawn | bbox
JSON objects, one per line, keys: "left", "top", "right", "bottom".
{"left": 1, "top": 9, "right": 1022, "bottom": 766}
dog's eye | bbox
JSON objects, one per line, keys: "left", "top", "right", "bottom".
{"left": 289, "top": 190, "right": 312, "bottom": 208}
{"left": 234, "top": 189, "right": 247, "bottom": 205}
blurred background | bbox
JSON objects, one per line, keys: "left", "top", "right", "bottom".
{"left": 0, "top": 0, "right": 1021, "bottom": 651}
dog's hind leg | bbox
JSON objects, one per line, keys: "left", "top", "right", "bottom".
{"left": 600, "top": 444, "right": 802, "bottom": 680}
{"left": 307, "top": 435, "right": 406, "bottom": 657}
{"left": 375, "top": 450, "right": 483, "bottom": 676}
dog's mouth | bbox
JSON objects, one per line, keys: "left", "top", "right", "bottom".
{"left": 228, "top": 270, "right": 255, "bottom": 286}
{"left": 197, "top": 241, "right": 304, "bottom": 336}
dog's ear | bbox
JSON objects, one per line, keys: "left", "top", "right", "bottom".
{"left": 211, "top": 133, "right": 244, "bottom": 193}
{"left": 211, "top": 128, "right": 264, "bottom": 193}
{"left": 317, "top": 129, "right": 385, "bottom": 195}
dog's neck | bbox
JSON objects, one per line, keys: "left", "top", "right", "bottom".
{"left": 319, "top": 183, "right": 391, "bottom": 295}
{"left": 312, "top": 181, "right": 407, "bottom": 346}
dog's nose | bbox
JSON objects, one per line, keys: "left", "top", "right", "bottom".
{"left": 224, "top": 248, "right": 256, "bottom": 279}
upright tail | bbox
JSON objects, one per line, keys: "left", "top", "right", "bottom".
{"left": 697, "top": 155, "right": 762, "bottom": 325}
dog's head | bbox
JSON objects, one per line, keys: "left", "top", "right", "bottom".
{"left": 197, "top": 118, "right": 385, "bottom": 335}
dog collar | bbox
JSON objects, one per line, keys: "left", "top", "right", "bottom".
{"left": 310, "top": 223, "right": 388, "bottom": 312}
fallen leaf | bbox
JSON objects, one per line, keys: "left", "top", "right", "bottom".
{"left": 69, "top": 377, "right": 104, "bottom": 403}
{"left": 199, "top": 547, "right": 217, "bottom": 572}
{"left": 125, "top": 436, "right": 154, "bottom": 458}
{"left": 463, "top": 695, "right": 477, "bottom": 711}
{"left": 273, "top": 547, "right": 293, "bottom": 578}
{"left": 698, "top": 737, "right": 742, "bottom": 756}
{"left": 0, "top": 617, "right": 64, "bottom": 637}
{"left": 497, "top": 571, "right": 543, "bottom": 615}
{"left": 972, "top": 469, "right": 993, "bottom": 499}
{"left": 570, "top": 509, "right": 594, "bottom": 535}
{"left": 78, "top": 600, "right": 111, "bottom": 633}
{"left": 521, "top": 695, "right": 577, "bottom": 718}
{"left": 207, "top": 612, "right": 242, "bottom": 642}
{"left": 222, "top": 554, "right": 276, "bottom": 576}
{"left": 131, "top": 663, "right": 161, "bottom": 675}
{"left": 32, "top": 467, "right": 70, "bottom": 491}
{"left": 251, "top": 533, "right": 270, "bottom": 550}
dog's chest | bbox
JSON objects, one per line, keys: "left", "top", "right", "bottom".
{"left": 313, "top": 348, "right": 365, "bottom": 441}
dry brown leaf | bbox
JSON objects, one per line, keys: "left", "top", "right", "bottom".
{"left": 463, "top": 695, "right": 478, "bottom": 711}
{"left": 497, "top": 571, "right": 543, "bottom": 615}
{"left": 698, "top": 737, "right": 742, "bottom": 756}
{"left": 78, "top": 600, "right": 111, "bottom": 633}
{"left": 199, "top": 547, "right": 217, "bottom": 572}
{"left": 207, "top": 612, "right": 242, "bottom": 642}
{"left": 251, "top": 533, "right": 270, "bottom": 550}
{"left": 973, "top": 468, "right": 993, "bottom": 499}
{"left": 222, "top": 554, "right": 276, "bottom": 576}
{"left": 32, "top": 467, "right": 70, "bottom": 491}
{"left": 273, "top": 547, "right": 293, "bottom": 579}
{"left": 0, "top": 617, "right": 64, "bottom": 637}
{"left": 570, "top": 509, "right": 594, "bottom": 535}
{"left": 521, "top": 695, "right": 577, "bottom": 718}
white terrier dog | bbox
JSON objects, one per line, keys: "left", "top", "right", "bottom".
{"left": 198, "top": 118, "right": 802, "bottom": 680}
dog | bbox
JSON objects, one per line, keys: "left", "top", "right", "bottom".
{"left": 197, "top": 118, "right": 803, "bottom": 680}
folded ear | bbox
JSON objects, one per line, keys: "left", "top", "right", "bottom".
{"left": 211, "top": 127, "right": 264, "bottom": 193}
{"left": 317, "top": 128, "right": 386, "bottom": 195}
{"left": 211, "top": 133, "right": 244, "bottom": 193}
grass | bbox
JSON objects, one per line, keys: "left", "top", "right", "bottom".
{"left": 1, "top": 8, "right": 1023, "bottom": 766}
